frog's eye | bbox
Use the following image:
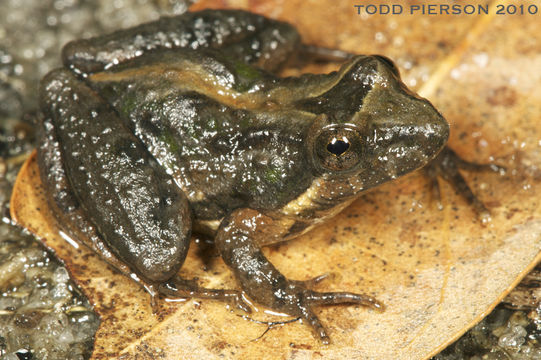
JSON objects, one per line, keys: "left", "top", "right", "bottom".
{"left": 327, "top": 137, "right": 350, "bottom": 156}
{"left": 315, "top": 127, "right": 363, "bottom": 172}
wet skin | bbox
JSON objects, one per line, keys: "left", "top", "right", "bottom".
{"left": 38, "top": 9, "right": 451, "bottom": 343}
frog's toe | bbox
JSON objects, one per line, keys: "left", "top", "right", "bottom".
{"left": 293, "top": 288, "right": 384, "bottom": 344}
{"left": 425, "top": 146, "right": 503, "bottom": 223}
{"left": 297, "top": 304, "right": 331, "bottom": 344}
{"left": 228, "top": 292, "right": 252, "bottom": 313}
{"left": 157, "top": 278, "right": 252, "bottom": 313}
{"left": 290, "top": 273, "right": 330, "bottom": 289}
{"left": 305, "top": 290, "right": 385, "bottom": 311}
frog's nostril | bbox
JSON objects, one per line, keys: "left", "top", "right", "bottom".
{"left": 327, "top": 138, "right": 350, "bottom": 156}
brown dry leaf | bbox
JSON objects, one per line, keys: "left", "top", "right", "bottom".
{"left": 10, "top": 0, "right": 541, "bottom": 359}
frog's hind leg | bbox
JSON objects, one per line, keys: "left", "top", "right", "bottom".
{"left": 38, "top": 68, "right": 191, "bottom": 288}
{"left": 215, "top": 208, "right": 384, "bottom": 344}
{"left": 62, "top": 9, "right": 303, "bottom": 75}
{"left": 37, "top": 69, "right": 136, "bottom": 279}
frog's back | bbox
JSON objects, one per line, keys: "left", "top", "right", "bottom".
{"left": 139, "top": 92, "right": 316, "bottom": 222}
{"left": 88, "top": 51, "right": 318, "bottom": 222}
{"left": 62, "top": 9, "right": 318, "bottom": 223}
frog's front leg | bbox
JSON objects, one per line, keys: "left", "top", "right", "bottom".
{"left": 426, "top": 147, "right": 504, "bottom": 223}
{"left": 215, "top": 208, "right": 384, "bottom": 344}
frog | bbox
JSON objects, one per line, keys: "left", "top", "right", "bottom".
{"left": 37, "top": 9, "right": 464, "bottom": 344}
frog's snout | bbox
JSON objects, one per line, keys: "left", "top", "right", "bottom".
{"left": 366, "top": 97, "right": 449, "bottom": 179}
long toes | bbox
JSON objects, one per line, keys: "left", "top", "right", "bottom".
{"left": 298, "top": 305, "right": 330, "bottom": 344}
{"left": 229, "top": 292, "right": 252, "bottom": 313}
{"left": 290, "top": 273, "right": 330, "bottom": 289}
{"left": 294, "top": 290, "right": 384, "bottom": 344}
{"left": 307, "top": 291, "right": 385, "bottom": 311}
{"left": 157, "top": 280, "right": 252, "bottom": 313}
{"left": 307, "top": 273, "right": 330, "bottom": 285}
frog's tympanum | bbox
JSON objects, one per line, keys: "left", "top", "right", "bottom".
{"left": 38, "top": 9, "right": 451, "bottom": 343}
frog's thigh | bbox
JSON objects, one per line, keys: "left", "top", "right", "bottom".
{"left": 62, "top": 10, "right": 300, "bottom": 74}
{"left": 222, "top": 22, "right": 300, "bottom": 71}
{"left": 39, "top": 68, "right": 191, "bottom": 283}
{"left": 38, "top": 77, "right": 134, "bottom": 277}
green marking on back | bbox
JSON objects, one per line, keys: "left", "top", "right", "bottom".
{"left": 159, "top": 132, "right": 180, "bottom": 154}
{"left": 232, "top": 61, "right": 263, "bottom": 92}
{"left": 264, "top": 167, "right": 282, "bottom": 184}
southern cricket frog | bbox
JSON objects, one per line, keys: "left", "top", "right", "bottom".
{"left": 38, "top": 9, "right": 460, "bottom": 343}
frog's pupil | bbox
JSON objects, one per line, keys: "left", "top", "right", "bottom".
{"left": 327, "top": 138, "right": 350, "bottom": 156}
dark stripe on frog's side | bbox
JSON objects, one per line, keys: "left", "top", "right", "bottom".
{"left": 85, "top": 52, "right": 379, "bottom": 223}
{"left": 293, "top": 57, "right": 378, "bottom": 119}
{"left": 87, "top": 50, "right": 372, "bottom": 114}
{"left": 88, "top": 51, "right": 278, "bottom": 110}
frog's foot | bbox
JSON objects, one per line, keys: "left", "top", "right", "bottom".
{"left": 275, "top": 284, "right": 384, "bottom": 344}
{"left": 215, "top": 208, "right": 384, "bottom": 344}
{"left": 426, "top": 146, "right": 504, "bottom": 223}
{"left": 157, "top": 277, "right": 252, "bottom": 313}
